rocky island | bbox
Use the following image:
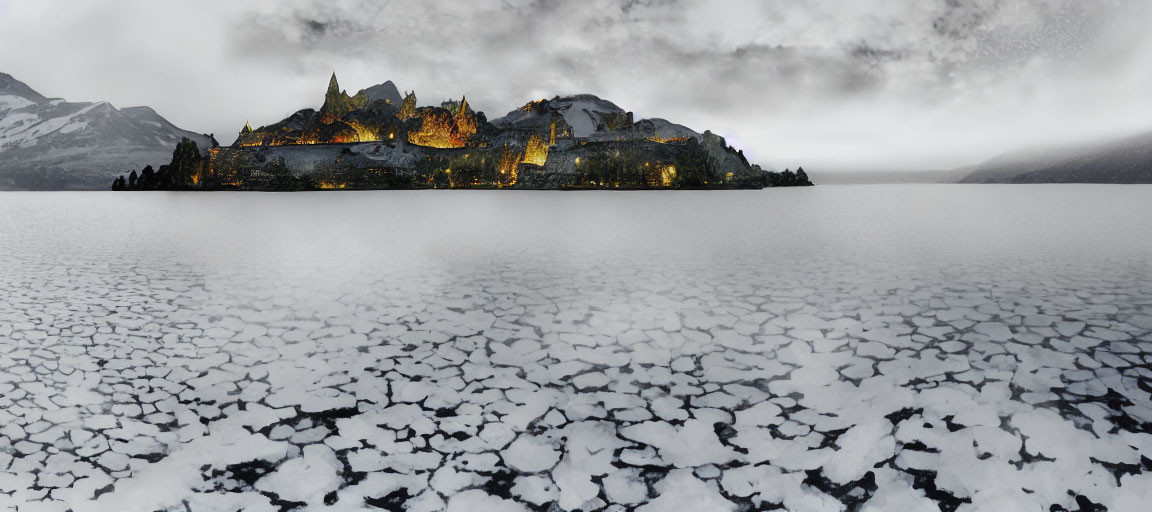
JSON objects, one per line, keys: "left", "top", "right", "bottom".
{"left": 111, "top": 74, "right": 812, "bottom": 191}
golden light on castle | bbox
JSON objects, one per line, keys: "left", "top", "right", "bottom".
{"left": 498, "top": 146, "right": 520, "bottom": 187}
{"left": 398, "top": 92, "right": 417, "bottom": 120}
{"left": 522, "top": 135, "right": 549, "bottom": 166}
{"left": 237, "top": 130, "right": 267, "bottom": 147}
{"left": 645, "top": 129, "right": 690, "bottom": 144}
{"left": 661, "top": 165, "right": 676, "bottom": 187}
{"left": 408, "top": 111, "right": 458, "bottom": 148}
{"left": 520, "top": 99, "right": 547, "bottom": 112}
{"left": 408, "top": 98, "right": 478, "bottom": 149}
{"left": 347, "top": 119, "right": 380, "bottom": 142}
{"left": 453, "top": 97, "right": 478, "bottom": 141}
{"left": 204, "top": 73, "right": 740, "bottom": 192}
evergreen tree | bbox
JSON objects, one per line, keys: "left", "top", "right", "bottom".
{"left": 795, "top": 167, "right": 813, "bottom": 186}
{"left": 674, "top": 139, "right": 711, "bottom": 188}
{"left": 138, "top": 165, "right": 156, "bottom": 190}
{"left": 167, "top": 138, "right": 203, "bottom": 189}
{"left": 762, "top": 166, "right": 814, "bottom": 187}
{"left": 128, "top": 169, "right": 138, "bottom": 189}
{"left": 156, "top": 165, "right": 172, "bottom": 189}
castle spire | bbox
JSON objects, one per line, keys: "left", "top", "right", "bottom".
{"left": 398, "top": 90, "right": 417, "bottom": 120}
{"left": 322, "top": 72, "right": 350, "bottom": 116}
{"left": 242, "top": 121, "right": 252, "bottom": 134}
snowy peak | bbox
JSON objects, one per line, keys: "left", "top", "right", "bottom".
{"left": 493, "top": 94, "right": 630, "bottom": 138}
{"left": 548, "top": 95, "right": 627, "bottom": 138}
{"left": 491, "top": 94, "right": 701, "bottom": 142}
{"left": 0, "top": 94, "right": 36, "bottom": 114}
{"left": 0, "top": 72, "right": 210, "bottom": 190}
{"left": 0, "top": 72, "right": 47, "bottom": 103}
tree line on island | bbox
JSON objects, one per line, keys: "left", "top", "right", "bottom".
{"left": 112, "top": 137, "right": 813, "bottom": 191}
{"left": 112, "top": 138, "right": 303, "bottom": 191}
{"left": 111, "top": 138, "right": 206, "bottom": 191}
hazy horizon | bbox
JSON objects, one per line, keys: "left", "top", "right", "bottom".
{"left": 3, "top": 0, "right": 1151, "bottom": 172}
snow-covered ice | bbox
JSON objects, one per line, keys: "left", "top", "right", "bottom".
{"left": 0, "top": 188, "right": 1150, "bottom": 511}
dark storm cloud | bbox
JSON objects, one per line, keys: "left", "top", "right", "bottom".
{"left": 302, "top": 19, "right": 327, "bottom": 38}
{"left": 226, "top": 0, "right": 900, "bottom": 107}
{"left": 1, "top": 0, "right": 1150, "bottom": 170}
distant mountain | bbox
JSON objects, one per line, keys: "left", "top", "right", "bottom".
{"left": 814, "top": 167, "right": 974, "bottom": 185}
{"left": 960, "top": 131, "right": 1152, "bottom": 184}
{"left": 0, "top": 72, "right": 212, "bottom": 190}
{"left": 361, "top": 80, "right": 403, "bottom": 106}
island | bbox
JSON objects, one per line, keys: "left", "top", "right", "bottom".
{"left": 111, "top": 74, "right": 812, "bottom": 191}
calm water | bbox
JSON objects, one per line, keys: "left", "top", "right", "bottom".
{"left": 1, "top": 186, "right": 1150, "bottom": 512}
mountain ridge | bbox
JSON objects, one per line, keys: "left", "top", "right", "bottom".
{"left": 0, "top": 72, "right": 47, "bottom": 103}
{"left": 960, "top": 130, "right": 1152, "bottom": 184}
{"left": 0, "top": 72, "right": 213, "bottom": 190}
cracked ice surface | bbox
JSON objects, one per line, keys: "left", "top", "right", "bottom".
{"left": 1, "top": 188, "right": 1151, "bottom": 512}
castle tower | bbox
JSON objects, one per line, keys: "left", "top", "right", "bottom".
{"left": 321, "top": 72, "right": 353, "bottom": 116}
{"left": 399, "top": 91, "right": 417, "bottom": 120}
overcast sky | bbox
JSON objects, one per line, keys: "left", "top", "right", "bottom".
{"left": 2, "top": 0, "right": 1151, "bottom": 171}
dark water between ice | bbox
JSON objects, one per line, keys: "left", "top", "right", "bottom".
{"left": 1, "top": 185, "right": 1150, "bottom": 511}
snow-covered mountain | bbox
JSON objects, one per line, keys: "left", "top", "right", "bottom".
{"left": 0, "top": 72, "right": 212, "bottom": 190}
{"left": 492, "top": 94, "right": 701, "bottom": 142}
{"left": 492, "top": 95, "right": 623, "bottom": 137}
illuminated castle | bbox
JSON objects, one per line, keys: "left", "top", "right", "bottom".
{"left": 203, "top": 73, "right": 768, "bottom": 190}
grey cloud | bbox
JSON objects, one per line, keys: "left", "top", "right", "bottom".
{"left": 1, "top": 0, "right": 1150, "bottom": 171}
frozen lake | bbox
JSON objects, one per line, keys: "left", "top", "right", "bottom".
{"left": 1, "top": 185, "right": 1151, "bottom": 512}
